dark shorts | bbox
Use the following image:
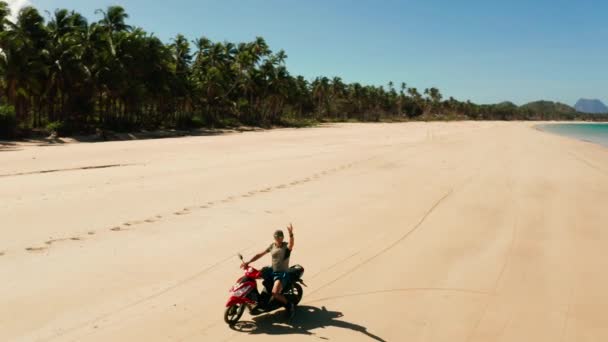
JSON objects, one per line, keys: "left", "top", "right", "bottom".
{"left": 272, "top": 271, "right": 290, "bottom": 289}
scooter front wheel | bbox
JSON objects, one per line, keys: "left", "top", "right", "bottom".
{"left": 224, "top": 303, "right": 246, "bottom": 325}
{"left": 287, "top": 283, "right": 304, "bottom": 305}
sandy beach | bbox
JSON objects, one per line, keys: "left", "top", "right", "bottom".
{"left": 2, "top": 121, "right": 608, "bottom": 342}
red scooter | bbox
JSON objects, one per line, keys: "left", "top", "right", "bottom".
{"left": 224, "top": 254, "right": 305, "bottom": 325}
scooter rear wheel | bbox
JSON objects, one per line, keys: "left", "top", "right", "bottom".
{"left": 224, "top": 303, "right": 246, "bottom": 325}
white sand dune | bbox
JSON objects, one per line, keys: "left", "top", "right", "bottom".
{"left": 1, "top": 122, "right": 607, "bottom": 341}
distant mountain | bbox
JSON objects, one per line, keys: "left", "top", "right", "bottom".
{"left": 520, "top": 101, "right": 577, "bottom": 114}
{"left": 496, "top": 101, "right": 518, "bottom": 109}
{"left": 574, "top": 99, "right": 608, "bottom": 114}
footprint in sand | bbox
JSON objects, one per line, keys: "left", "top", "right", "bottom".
{"left": 128, "top": 220, "right": 146, "bottom": 226}
{"left": 144, "top": 219, "right": 156, "bottom": 223}
{"left": 88, "top": 231, "right": 96, "bottom": 235}
{"left": 26, "top": 246, "right": 47, "bottom": 253}
{"left": 200, "top": 205, "right": 209, "bottom": 208}
{"left": 277, "top": 184, "right": 287, "bottom": 189}
{"left": 156, "top": 215, "right": 163, "bottom": 219}
{"left": 174, "top": 208, "right": 192, "bottom": 215}
{"left": 243, "top": 191, "right": 258, "bottom": 197}
{"left": 110, "top": 227, "right": 124, "bottom": 232}
{"left": 45, "top": 237, "right": 80, "bottom": 245}
{"left": 0, "top": 251, "right": 5, "bottom": 256}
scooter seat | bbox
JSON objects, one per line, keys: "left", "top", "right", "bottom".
{"left": 288, "top": 265, "right": 305, "bottom": 281}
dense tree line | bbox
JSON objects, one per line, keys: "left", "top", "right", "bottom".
{"left": 0, "top": 3, "right": 606, "bottom": 138}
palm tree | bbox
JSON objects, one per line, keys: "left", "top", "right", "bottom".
{"left": 398, "top": 82, "right": 408, "bottom": 116}
{"left": 312, "top": 76, "right": 331, "bottom": 119}
{"left": 45, "top": 9, "right": 90, "bottom": 123}
{"left": 170, "top": 34, "right": 192, "bottom": 121}
{"left": 95, "top": 6, "right": 130, "bottom": 56}
{"left": 424, "top": 87, "right": 442, "bottom": 114}
{"left": 0, "top": 5, "right": 48, "bottom": 122}
{"left": 0, "top": 1, "right": 9, "bottom": 31}
{"left": 2, "top": 1, "right": 586, "bottom": 137}
{"left": 406, "top": 87, "right": 423, "bottom": 117}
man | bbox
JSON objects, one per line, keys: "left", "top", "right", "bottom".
{"left": 242, "top": 223, "right": 295, "bottom": 316}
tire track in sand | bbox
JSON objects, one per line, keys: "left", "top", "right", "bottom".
{"left": 0, "top": 163, "right": 139, "bottom": 178}
{"left": 307, "top": 187, "right": 455, "bottom": 298}
{"left": 37, "top": 247, "right": 257, "bottom": 342}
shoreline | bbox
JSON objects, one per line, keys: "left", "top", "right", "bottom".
{"left": 3, "top": 119, "right": 605, "bottom": 150}
{"left": 0, "top": 125, "right": 304, "bottom": 150}
{"left": 534, "top": 122, "right": 608, "bottom": 148}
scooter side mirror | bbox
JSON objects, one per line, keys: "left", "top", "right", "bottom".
{"left": 238, "top": 253, "right": 244, "bottom": 261}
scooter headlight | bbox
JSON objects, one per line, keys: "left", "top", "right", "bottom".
{"left": 232, "top": 285, "right": 252, "bottom": 297}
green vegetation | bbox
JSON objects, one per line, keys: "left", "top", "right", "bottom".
{"left": 0, "top": 105, "right": 16, "bottom": 138}
{"left": 520, "top": 101, "right": 577, "bottom": 117}
{"left": 0, "top": 3, "right": 606, "bottom": 139}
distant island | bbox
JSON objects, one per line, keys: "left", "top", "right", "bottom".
{"left": 0, "top": 3, "right": 607, "bottom": 139}
{"left": 575, "top": 99, "right": 608, "bottom": 114}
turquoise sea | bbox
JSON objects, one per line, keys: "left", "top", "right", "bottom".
{"left": 538, "top": 123, "right": 608, "bottom": 147}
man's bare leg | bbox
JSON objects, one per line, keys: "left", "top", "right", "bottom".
{"left": 272, "top": 280, "right": 288, "bottom": 304}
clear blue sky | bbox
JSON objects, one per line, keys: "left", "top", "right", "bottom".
{"left": 21, "top": 0, "right": 608, "bottom": 105}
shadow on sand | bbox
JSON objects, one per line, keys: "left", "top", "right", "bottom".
{"left": 0, "top": 127, "right": 264, "bottom": 151}
{"left": 0, "top": 141, "right": 20, "bottom": 151}
{"left": 230, "top": 305, "right": 386, "bottom": 341}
